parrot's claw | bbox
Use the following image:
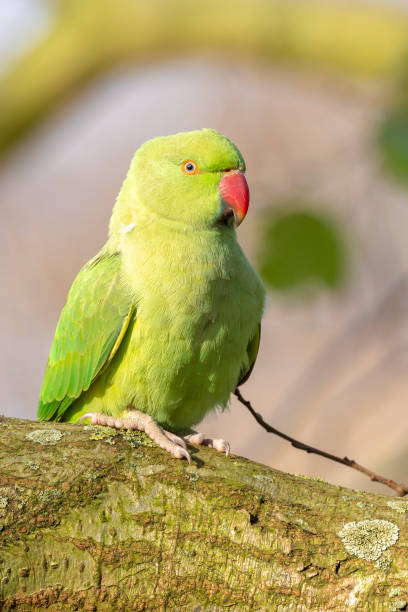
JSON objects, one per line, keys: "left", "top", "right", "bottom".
{"left": 77, "top": 411, "right": 191, "bottom": 463}
{"left": 184, "top": 432, "right": 230, "bottom": 456}
{"left": 162, "top": 429, "right": 188, "bottom": 450}
{"left": 78, "top": 413, "right": 96, "bottom": 424}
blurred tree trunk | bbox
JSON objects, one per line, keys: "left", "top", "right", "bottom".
{"left": 1, "top": 0, "right": 408, "bottom": 155}
{"left": 0, "top": 416, "right": 407, "bottom": 610}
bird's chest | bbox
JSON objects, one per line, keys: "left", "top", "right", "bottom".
{"left": 133, "top": 261, "right": 245, "bottom": 372}
{"left": 119, "top": 229, "right": 263, "bottom": 425}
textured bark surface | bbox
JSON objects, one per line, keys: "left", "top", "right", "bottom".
{"left": 0, "top": 416, "right": 407, "bottom": 611}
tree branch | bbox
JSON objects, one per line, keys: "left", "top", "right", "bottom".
{"left": 234, "top": 388, "right": 408, "bottom": 497}
{"left": 1, "top": 416, "right": 408, "bottom": 609}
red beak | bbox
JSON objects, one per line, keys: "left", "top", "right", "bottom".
{"left": 219, "top": 171, "right": 249, "bottom": 226}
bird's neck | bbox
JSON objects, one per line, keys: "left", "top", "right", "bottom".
{"left": 108, "top": 195, "right": 236, "bottom": 253}
{"left": 105, "top": 199, "right": 240, "bottom": 295}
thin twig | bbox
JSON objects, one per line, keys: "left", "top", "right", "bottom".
{"left": 234, "top": 388, "right": 408, "bottom": 497}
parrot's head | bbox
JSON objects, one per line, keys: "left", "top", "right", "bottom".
{"left": 112, "top": 129, "right": 248, "bottom": 232}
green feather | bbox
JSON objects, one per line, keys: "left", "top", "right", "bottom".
{"left": 238, "top": 324, "right": 261, "bottom": 387}
{"left": 38, "top": 129, "right": 265, "bottom": 431}
{"left": 38, "top": 251, "right": 134, "bottom": 421}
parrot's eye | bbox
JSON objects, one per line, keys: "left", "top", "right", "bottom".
{"left": 182, "top": 160, "right": 199, "bottom": 175}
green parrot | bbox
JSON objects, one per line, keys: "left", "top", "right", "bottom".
{"left": 38, "top": 129, "right": 265, "bottom": 461}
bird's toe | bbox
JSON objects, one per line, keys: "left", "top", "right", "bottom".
{"left": 184, "top": 432, "right": 205, "bottom": 445}
{"left": 171, "top": 445, "right": 192, "bottom": 463}
{"left": 184, "top": 431, "right": 231, "bottom": 455}
{"left": 163, "top": 429, "right": 188, "bottom": 449}
{"left": 212, "top": 438, "right": 230, "bottom": 455}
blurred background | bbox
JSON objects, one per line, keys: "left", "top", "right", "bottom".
{"left": 2, "top": 0, "right": 408, "bottom": 494}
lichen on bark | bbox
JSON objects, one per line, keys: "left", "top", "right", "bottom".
{"left": 0, "top": 416, "right": 407, "bottom": 611}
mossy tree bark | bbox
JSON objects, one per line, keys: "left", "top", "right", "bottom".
{"left": 0, "top": 416, "right": 407, "bottom": 611}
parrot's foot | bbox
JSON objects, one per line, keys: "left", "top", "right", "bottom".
{"left": 78, "top": 411, "right": 191, "bottom": 462}
{"left": 184, "top": 432, "right": 230, "bottom": 456}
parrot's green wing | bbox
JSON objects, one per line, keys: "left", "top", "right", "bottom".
{"left": 237, "top": 324, "right": 261, "bottom": 387}
{"left": 38, "top": 251, "right": 135, "bottom": 422}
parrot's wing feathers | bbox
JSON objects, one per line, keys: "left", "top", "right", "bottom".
{"left": 38, "top": 251, "right": 135, "bottom": 421}
{"left": 237, "top": 323, "right": 261, "bottom": 387}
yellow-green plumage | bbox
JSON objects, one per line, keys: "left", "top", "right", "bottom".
{"left": 38, "top": 129, "right": 265, "bottom": 432}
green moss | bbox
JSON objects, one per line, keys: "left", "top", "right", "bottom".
{"left": 375, "top": 556, "right": 392, "bottom": 571}
{"left": 387, "top": 500, "right": 408, "bottom": 514}
{"left": 85, "top": 425, "right": 155, "bottom": 448}
{"left": 1, "top": 416, "right": 407, "bottom": 608}
{"left": 254, "top": 474, "right": 274, "bottom": 484}
{"left": 137, "top": 465, "right": 166, "bottom": 477}
{"left": 338, "top": 520, "right": 399, "bottom": 561}
{"left": 294, "top": 518, "right": 316, "bottom": 534}
{"left": 0, "top": 496, "right": 8, "bottom": 518}
{"left": 26, "top": 429, "right": 63, "bottom": 445}
{"left": 0, "top": 497, "right": 8, "bottom": 509}
{"left": 123, "top": 430, "right": 156, "bottom": 448}
{"left": 120, "top": 430, "right": 142, "bottom": 448}
{"left": 292, "top": 473, "right": 327, "bottom": 484}
{"left": 38, "top": 489, "right": 61, "bottom": 502}
{"left": 86, "top": 426, "right": 119, "bottom": 442}
{"left": 390, "top": 601, "right": 408, "bottom": 611}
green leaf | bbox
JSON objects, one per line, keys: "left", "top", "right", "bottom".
{"left": 379, "top": 110, "right": 408, "bottom": 184}
{"left": 259, "top": 207, "right": 346, "bottom": 293}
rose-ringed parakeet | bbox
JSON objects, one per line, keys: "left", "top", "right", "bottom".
{"left": 38, "top": 129, "right": 265, "bottom": 461}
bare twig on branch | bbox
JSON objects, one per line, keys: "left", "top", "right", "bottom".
{"left": 234, "top": 388, "right": 408, "bottom": 497}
